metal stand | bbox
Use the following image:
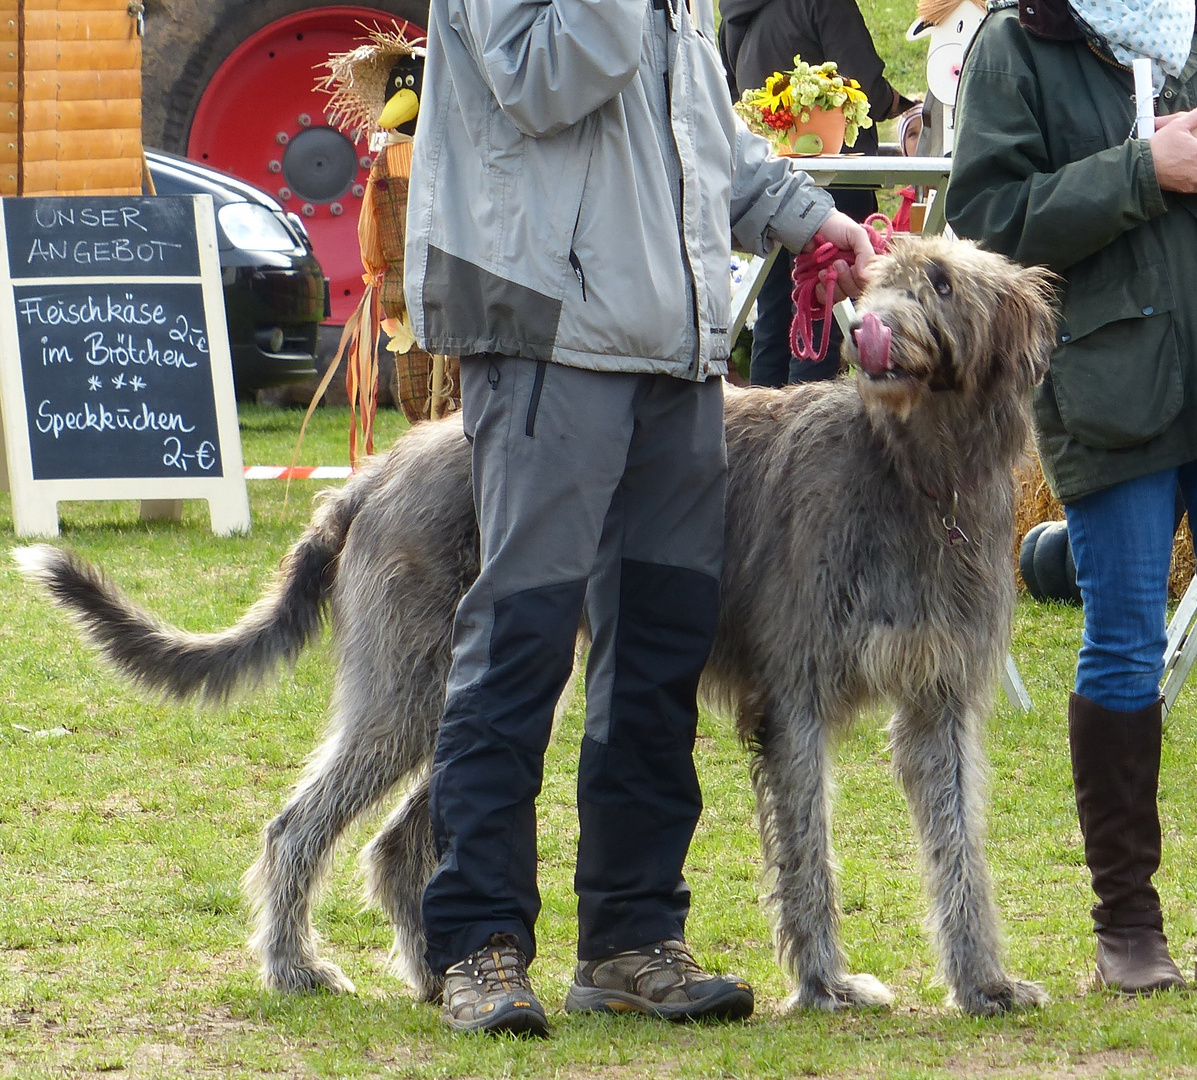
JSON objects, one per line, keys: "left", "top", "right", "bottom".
{"left": 1162, "top": 575, "right": 1197, "bottom": 718}
{"left": 729, "top": 247, "right": 778, "bottom": 341}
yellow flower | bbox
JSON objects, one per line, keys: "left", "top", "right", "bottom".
{"left": 758, "top": 71, "right": 792, "bottom": 113}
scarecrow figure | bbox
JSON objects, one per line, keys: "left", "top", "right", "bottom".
{"left": 316, "top": 28, "right": 460, "bottom": 461}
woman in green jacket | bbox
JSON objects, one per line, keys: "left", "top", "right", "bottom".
{"left": 946, "top": 0, "right": 1197, "bottom": 994}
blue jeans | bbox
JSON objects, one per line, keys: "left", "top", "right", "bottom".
{"left": 1064, "top": 461, "right": 1197, "bottom": 711}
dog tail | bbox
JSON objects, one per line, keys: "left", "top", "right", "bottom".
{"left": 12, "top": 490, "right": 358, "bottom": 704}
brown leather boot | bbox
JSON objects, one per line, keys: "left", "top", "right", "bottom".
{"left": 1069, "top": 693, "right": 1185, "bottom": 994}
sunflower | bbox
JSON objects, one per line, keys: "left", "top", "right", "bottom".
{"left": 759, "top": 71, "right": 793, "bottom": 113}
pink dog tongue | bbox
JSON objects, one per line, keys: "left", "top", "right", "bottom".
{"left": 854, "top": 312, "right": 893, "bottom": 375}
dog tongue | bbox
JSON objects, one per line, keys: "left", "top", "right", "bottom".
{"left": 854, "top": 312, "right": 893, "bottom": 375}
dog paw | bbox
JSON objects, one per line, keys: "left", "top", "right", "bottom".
{"left": 407, "top": 969, "right": 444, "bottom": 1004}
{"left": 785, "top": 973, "right": 895, "bottom": 1011}
{"left": 383, "top": 946, "right": 442, "bottom": 1002}
{"left": 953, "top": 978, "right": 1047, "bottom": 1016}
{"left": 264, "top": 959, "right": 357, "bottom": 995}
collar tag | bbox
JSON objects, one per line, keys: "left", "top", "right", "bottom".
{"left": 944, "top": 521, "right": 970, "bottom": 547}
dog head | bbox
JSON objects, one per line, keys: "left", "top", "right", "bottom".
{"left": 842, "top": 235, "right": 1058, "bottom": 424}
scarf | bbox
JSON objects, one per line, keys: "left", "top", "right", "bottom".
{"left": 1069, "top": 1, "right": 1195, "bottom": 90}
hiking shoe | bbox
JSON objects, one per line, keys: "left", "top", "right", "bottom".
{"left": 441, "top": 932, "right": 549, "bottom": 1036}
{"left": 564, "top": 939, "right": 754, "bottom": 1021}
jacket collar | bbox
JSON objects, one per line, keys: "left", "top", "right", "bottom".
{"left": 1016, "top": 0, "right": 1084, "bottom": 41}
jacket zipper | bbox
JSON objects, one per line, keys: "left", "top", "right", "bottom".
{"left": 661, "top": 0, "right": 703, "bottom": 373}
{"left": 1082, "top": 40, "right": 1139, "bottom": 143}
{"left": 1086, "top": 39, "right": 1128, "bottom": 73}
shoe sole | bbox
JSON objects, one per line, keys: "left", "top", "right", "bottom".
{"left": 442, "top": 1001, "right": 550, "bottom": 1037}
{"left": 1095, "top": 970, "right": 1187, "bottom": 995}
{"left": 564, "top": 982, "right": 754, "bottom": 1022}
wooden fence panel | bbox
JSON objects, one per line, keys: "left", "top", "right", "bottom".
{"left": 13, "top": 0, "right": 143, "bottom": 196}
{"left": 0, "top": 0, "right": 16, "bottom": 195}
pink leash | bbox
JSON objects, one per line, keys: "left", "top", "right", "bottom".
{"left": 789, "top": 213, "right": 891, "bottom": 363}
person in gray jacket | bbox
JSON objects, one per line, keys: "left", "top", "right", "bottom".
{"left": 405, "top": 0, "right": 875, "bottom": 1035}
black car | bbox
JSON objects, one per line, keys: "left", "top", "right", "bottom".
{"left": 145, "top": 149, "right": 327, "bottom": 398}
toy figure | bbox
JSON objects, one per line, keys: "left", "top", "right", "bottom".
{"left": 906, "top": 0, "right": 986, "bottom": 154}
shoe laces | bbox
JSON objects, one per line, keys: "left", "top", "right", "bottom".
{"left": 454, "top": 933, "right": 532, "bottom": 993}
{"left": 634, "top": 940, "right": 706, "bottom": 980}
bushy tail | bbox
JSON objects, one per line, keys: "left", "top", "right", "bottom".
{"left": 13, "top": 492, "right": 357, "bottom": 704}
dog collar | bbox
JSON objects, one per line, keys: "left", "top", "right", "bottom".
{"left": 917, "top": 484, "right": 971, "bottom": 547}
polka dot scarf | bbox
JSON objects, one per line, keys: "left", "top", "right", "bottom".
{"left": 1069, "top": 1, "right": 1195, "bottom": 90}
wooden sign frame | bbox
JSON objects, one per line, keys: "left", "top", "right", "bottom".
{"left": 0, "top": 193, "right": 250, "bottom": 536}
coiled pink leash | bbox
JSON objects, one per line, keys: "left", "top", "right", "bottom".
{"left": 789, "top": 213, "right": 891, "bottom": 363}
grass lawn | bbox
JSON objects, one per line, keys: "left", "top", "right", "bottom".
{"left": 1, "top": 403, "right": 1196, "bottom": 1078}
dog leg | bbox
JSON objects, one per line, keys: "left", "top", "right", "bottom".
{"left": 244, "top": 715, "right": 415, "bottom": 994}
{"left": 360, "top": 772, "right": 441, "bottom": 1001}
{"left": 889, "top": 701, "right": 1047, "bottom": 1015}
{"left": 754, "top": 713, "right": 894, "bottom": 1011}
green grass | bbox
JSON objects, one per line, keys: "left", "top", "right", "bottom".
{"left": 2, "top": 402, "right": 1197, "bottom": 1077}
{"left": 865, "top": 0, "right": 930, "bottom": 100}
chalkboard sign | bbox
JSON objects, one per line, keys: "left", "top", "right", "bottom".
{"left": 0, "top": 194, "right": 249, "bottom": 536}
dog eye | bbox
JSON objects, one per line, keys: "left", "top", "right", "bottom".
{"left": 930, "top": 271, "right": 953, "bottom": 298}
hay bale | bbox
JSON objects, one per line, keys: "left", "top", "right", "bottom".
{"left": 1173, "top": 517, "right": 1195, "bottom": 600}
{"left": 1014, "top": 456, "right": 1194, "bottom": 600}
{"left": 1014, "top": 456, "right": 1061, "bottom": 545}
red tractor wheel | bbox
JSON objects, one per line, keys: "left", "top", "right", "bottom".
{"left": 187, "top": 6, "right": 425, "bottom": 324}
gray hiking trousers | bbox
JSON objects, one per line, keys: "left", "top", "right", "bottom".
{"left": 422, "top": 355, "right": 726, "bottom": 974}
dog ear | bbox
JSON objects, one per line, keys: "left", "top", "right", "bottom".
{"left": 993, "top": 262, "right": 1059, "bottom": 392}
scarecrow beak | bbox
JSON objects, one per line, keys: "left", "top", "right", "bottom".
{"left": 379, "top": 88, "right": 419, "bottom": 130}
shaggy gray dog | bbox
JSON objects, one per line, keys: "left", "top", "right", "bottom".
{"left": 16, "top": 235, "right": 1057, "bottom": 1016}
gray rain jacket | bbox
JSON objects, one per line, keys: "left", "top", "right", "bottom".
{"left": 404, "top": 0, "right": 837, "bottom": 380}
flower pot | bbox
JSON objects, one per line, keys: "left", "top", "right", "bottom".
{"left": 784, "top": 105, "right": 847, "bottom": 156}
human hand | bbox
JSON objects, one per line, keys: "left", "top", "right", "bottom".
{"left": 805, "top": 210, "right": 874, "bottom": 301}
{"left": 1151, "top": 108, "right": 1197, "bottom": 193}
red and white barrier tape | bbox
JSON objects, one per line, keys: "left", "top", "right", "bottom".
{"left": 243, "top": 466, "right": 354, "bottom": 480}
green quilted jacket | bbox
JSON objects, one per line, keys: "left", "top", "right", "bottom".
{"left": 945, "top": 0, "right": 1197, "bottom": 502}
